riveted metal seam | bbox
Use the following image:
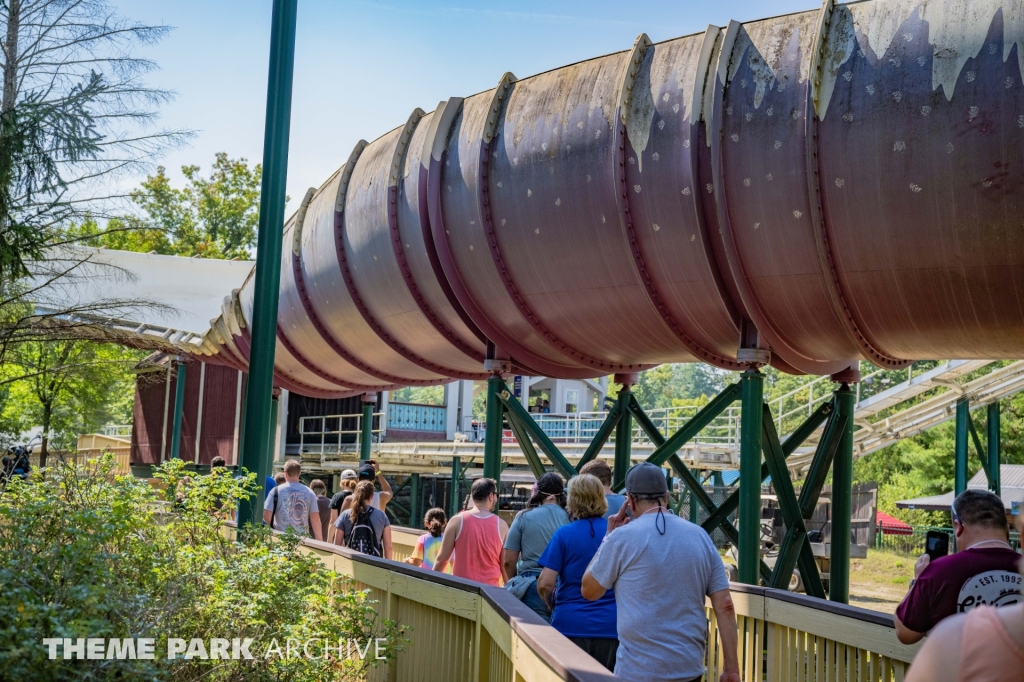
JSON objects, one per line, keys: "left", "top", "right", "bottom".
{"left": 235, "top": 325, "right": 360, "bottom": 399}
{"left": 415, "top": 106, "right": 489, "bottom": 347}
{"left": 276, "top": 322, "right": 378, "bottom": 391}
{"left": 334, "top": 140, "right": 487, "bottom": 380}
{"left": 615, "top": 34, "right": 743, "bottom": 372}
{"left": 479, "top": 71, "right": 653, "bottom": 373}
{"left": 709, "top": 20, "right": 850, "bottom": 376}
{"left": 387, "top": 109, "right": 485, "bottom": 363}
{"left": 803, "top": 0, "right": 911, "bottom": 370}
{"left": 425, "top": 96, "right": 599, "bottom": 379}
{"left": 289, "top": 171, "right": 441, "bottom": 387}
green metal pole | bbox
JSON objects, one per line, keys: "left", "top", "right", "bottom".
{"left": 360, "top": 394, "right": 374, "bottom": 461}
{"left": 484, "top": 375, "right": 505, "bottom": 483}
{"left": 236, "top": 0, "right": 298, "bottom": 529}
{"left": 266, "top": 394, "right": 280, "bottom": 477}
{"left": 988, "top": 402, "right": 1001, "bottom": 497}
{"left": 713, "top": 471, "right": 724, "bottom": 487}
{"left": 831, "top": 383, "right": 855, "bottom": 604}
{"left": 738, "top": 369, "right": 764, "bottom": 585}
{"left": 169, "top": 360, "right": 187, "bottom": 460}
{"left": 955, "top": 397, "right": 969, "bottom": 497}
{"left": 689, "top": 489, "right": 699, "bottom": 523}
{"left": 410, "top": 473, "right": 421, "bottom": 527}
{"left": 613, "top": 379, "right": 634, "bottom": 490}
{"left": 449, "top": 456, "right": 461, "bottom": 517}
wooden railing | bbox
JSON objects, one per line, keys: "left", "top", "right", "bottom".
{"left": 298, "top": 534, "right": 617, "bottom": 682}
{"left": 714, "top": 584, "right": 920, "bottom": 681}
{"left": 300, "top": 527, "right": 922, "bottom": 682}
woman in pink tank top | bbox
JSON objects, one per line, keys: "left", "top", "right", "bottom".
{"left": 907, "top": 513, "right": 1024, "bottom": 682}
{"left": 433, "top": 478, "right": 509, "bottom": 586}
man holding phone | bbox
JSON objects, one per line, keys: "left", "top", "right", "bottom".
{"left": 895, "top": 489, "right": 1021, "bottom": 644}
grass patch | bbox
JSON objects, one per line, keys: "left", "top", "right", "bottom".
{"left": 851, "top": 548, "right": 916, "bottom": 589}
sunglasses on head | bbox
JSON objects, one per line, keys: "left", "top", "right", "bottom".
{"left": 951, "top": 500, "right": 961, "bottom": 524}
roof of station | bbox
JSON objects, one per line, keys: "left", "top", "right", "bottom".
{"left": 897, "top": 465, "right": 1024, "bottom": 512}
{"left": 31, "top": 247, "right": 254, "bottom": 355}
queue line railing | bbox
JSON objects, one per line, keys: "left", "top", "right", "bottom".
{"left": 290, "top": 527, "right": 922, "bottom": 681}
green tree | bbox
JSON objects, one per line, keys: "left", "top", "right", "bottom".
{"left": 389, "top": 385, "right": 445, "bottom": 405}
{"left": 0, "top": 0, "right": 185, "bottom": 282}
{"left": 0, "top": 340, "right": 142, "bottom": 464}
{"left": 72, "top": 154, "right": 262, "bottom": 258}
{"left": 0, "top": 455, "right": 402, "bottom": 681}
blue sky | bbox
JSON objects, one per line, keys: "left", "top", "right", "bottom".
{"left": 113, "top": 0, "right": 813, "bottom": 214}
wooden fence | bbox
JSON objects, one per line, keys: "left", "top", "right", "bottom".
{"left": 291, "top": 527, "right": 923, "bottom": 682}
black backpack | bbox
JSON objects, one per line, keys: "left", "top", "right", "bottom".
{"left": 346, "top": 509, "right": 382, "bottom": 557}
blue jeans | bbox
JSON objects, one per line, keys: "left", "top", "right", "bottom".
{"left": 520, "top": 578, "right": 551, "bottom": 623}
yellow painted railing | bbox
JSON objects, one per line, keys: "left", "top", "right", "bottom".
{"left": 299, "top": 534, "right": 617, "bottom": 682}
{"left": 300, "top": 527, "right": 921, "bottom": 682}
{"left": 711, "top": 585, "right": 920, "bottom": 682}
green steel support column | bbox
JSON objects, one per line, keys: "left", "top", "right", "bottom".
{"left": 688, "top": 489, "right": 699, "bottom": 523}
{"left": 989, "top": 402, "right": 1001, "bottom": 496}
{"left": 831, "top": 383, "right": 856, "bottom": 604}
{"left": 266, "top": 393, "right": 279, "bottom": 477}
{"left": 169, "top": 360, "right": 187, "bottom": 460}
{"left": 449, "top": 456, "right": 462, "bottom": 517}
{"left": 484, "top": 375, "right": 505, "bottom": 483}
{"left": 410, "top": 473, "right": 421, "bottom": 527}
{"left": 360, "top": 394, "right": 375, "bottom": 461}
{"left": 236, "top": 0, "right": 299, "bottom": 529}
{"left": 613, "top": 374, "right": 637, "bottom": 490}
{"left": 738, "top": 369, "right": 764, "bottom": 586}
{"left": 955, "top": 397, "right": 969, "bottom": 497}
{"left": 713, "top": 471, "right": 724, "bottom": 487}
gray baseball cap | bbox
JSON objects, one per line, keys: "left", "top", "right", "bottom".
{"left": 624, "top": 462, "right": 668, "bottom": 496}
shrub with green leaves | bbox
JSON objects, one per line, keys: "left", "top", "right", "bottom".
{"left": 0, "top": 455, "right": 403, "bottom": 681}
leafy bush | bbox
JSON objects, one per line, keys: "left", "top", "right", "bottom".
{"left": 0, "top": 455, "right": 403, "bottom": 681}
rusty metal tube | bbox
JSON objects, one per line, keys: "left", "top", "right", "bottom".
{"left": 205, "top": 0, "right": 1024, "bottom": 393}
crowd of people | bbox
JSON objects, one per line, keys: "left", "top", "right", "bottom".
{"left": 236, "top": 455, "right": 1024, "bottom": 681}
{"left": 422, "top": 462, "right": 738, "bottom": 680}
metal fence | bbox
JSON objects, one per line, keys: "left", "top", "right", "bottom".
{"left": 875, "top": 524, "right": 1022, "bottom": 555}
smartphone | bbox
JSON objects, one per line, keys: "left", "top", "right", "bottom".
{"left": 925, "top": 531, "right": 950, "bottom": 561}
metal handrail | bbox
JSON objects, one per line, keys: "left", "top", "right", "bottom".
{"left": 298, "top": 412, "right": 386, "bottom": 466}
{"left": 100, "top": 424, "right": 133, "bottom": 437}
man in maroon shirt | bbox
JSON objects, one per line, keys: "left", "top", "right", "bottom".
{"left": 895, "top": 489, "right": 1021, "bottom": 644}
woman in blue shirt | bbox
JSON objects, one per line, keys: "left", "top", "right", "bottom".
{"left": 537, "top": 473, "right": 618, "bottom": 671}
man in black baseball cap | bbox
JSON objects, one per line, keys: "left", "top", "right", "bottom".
{"left": 582, "top": 462, "right": 739, "bottom": 682}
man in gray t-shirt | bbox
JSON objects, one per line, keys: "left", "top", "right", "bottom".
{"left": 262, "top": 460, "right": 323, "bottom": 540}
{"left": 583, "top": 463, "right": 738, "bottom": 682}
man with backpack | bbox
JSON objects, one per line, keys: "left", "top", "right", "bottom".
{"left": 333, "top": 480, "right": 392, "bottom": 559}
{"left": 262, "top": 460, "right": 323, "bottom": 541}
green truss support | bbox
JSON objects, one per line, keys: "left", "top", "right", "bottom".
{"left": 738, "top": 370, "right": 764, "bottom": 585}
{"left": 613, "top": 388, "right": 634, "bottom": 490}
{"left": 967, "top": 412, "right": 996, "bottom": 486}
{"left": 360, "top": 398, "right": 374, "bottom": 461}
{"left": 449, "top": 456, "right": 462, "bottom": 518}
{"left": 621, "top": 389, "right": 771, "bottom": 583}
{"left": 575, "top": 402, "right": 622, "bottom": 473}
{"left": 954, "top": 397, "right": 969, "bottom": 497}
{"left": 496, "top": 386, "right": 577, "bottom": 480}
{"left": 504, "top": 408, "right": 547, "bottom": 479}
{"left": 484, "top": 375, "right": 506, "bottom": 483}
{"left": 643, "top": 383, "right": 742, "bottom": 469}
{"left": 169, "top": 360, "right": 187, "bottom": 460}
{"left": 761, "top": 404, "right": 836, "bottom": 599}
{"left": 988, "top": 402, "right": 1001, "bottom": 496}
{"left": 830, "top": 383, "right": 855, "bottom": 604}
{"left": 700, "top": 400, "right": 833, "bottom": 538}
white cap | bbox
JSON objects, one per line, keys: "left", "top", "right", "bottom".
{"left": 340, "top": 469, "right": 357, "bottom": 480}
